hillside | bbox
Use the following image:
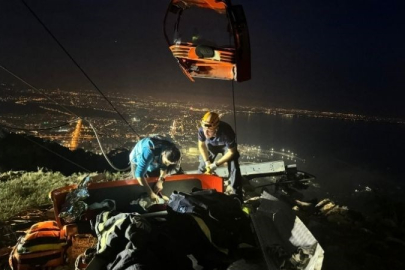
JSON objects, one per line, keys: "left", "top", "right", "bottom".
{"left": 0, "top": 128, "right": 129, "bottom": 175}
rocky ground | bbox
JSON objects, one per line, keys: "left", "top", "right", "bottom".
{"left": 297, "top": 198, "right": 405, "bottom": 270}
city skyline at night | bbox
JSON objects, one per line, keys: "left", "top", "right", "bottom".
{"left": 0, "top": 83, "right": 403, "bottom": 162}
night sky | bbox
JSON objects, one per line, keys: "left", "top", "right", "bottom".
{"left": 1, "top": 0, "right": 404, "bottom": 118}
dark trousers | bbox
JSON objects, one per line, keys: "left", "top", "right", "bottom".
{"left": 198, "top": 145, "right": 243, "bottom": 197}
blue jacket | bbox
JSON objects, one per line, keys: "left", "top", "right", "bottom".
{"left": 129, "top": 138, "right": 165, "bottom": 178}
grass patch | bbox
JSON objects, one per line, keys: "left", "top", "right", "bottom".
{"left": 0, "top": 169, "right": 128, "bottom": 221}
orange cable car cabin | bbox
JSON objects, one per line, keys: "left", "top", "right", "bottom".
{"left": 164, "top": 0, "right": 251, "bottom": 82}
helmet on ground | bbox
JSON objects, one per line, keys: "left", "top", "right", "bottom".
{"left": 201, "top": 111, "right": 220, "bottom": 129}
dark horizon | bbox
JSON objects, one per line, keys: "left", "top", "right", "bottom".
{"left": 1, "top": 82, "right": 403, "bottom": 126}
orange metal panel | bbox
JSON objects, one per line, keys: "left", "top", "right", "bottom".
{"left": 50, "top": 174, "right": 224, "bottom": 227}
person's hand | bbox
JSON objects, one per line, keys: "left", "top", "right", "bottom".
{"left": 161, "top": 194, "right": 170, "bottom": 202}
{"left": 209, "top": 162, "right": 218, "bottom": 171}
{"left": 154, "top": 179, "right": 164, "bottom": 193}
{"left": 150, "top": 192, "right": 160, "bottom": 204}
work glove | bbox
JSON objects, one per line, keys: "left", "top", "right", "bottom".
{"left": 204, "top": 161, "right": 211, "bottom": 174}
{"left": 209, "top": 162, "right": 218, "bottom": 171}
{"left": 150, "top": 192, "right": 160, "bottom": 204}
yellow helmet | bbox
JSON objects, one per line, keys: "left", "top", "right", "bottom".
{"left": 201, "top": 111, "right": 219, "bottom": 129}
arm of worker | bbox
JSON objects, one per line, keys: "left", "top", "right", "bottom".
{"left": 153, "top": 169, "right": 166, "bottom": 194}
{"left": 209, "top": 147, "right": 237, "bottom": 171}
{"left": 198, "top": 140, "right": 211, "bottom": 165}
{"left": 136, "top": 176, "right": 159, "bottom": 202}
{"left": 135, "top": 151, "right": 160, "bottom": 203}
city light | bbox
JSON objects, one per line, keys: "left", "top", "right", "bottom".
{"left": 1, "top": 85, "right": 402, "bottom": 168}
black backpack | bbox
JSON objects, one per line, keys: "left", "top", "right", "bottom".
{"left": 168, "top": 189, "right": 243, "bottom": 221}
{"left": 168, "top": 189, "right": 254, "bottom": 252}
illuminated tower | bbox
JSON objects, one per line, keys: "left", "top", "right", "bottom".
{"left": 170, "top": 120, "right": 177, "bottom": 136}
{"left": 69, "top": 119, "right": 82, "bottom": 151}
{"left": 180, "top": 122, "right": 184, "bottom": 134}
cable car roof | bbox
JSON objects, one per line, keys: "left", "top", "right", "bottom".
{"left": 171, "top": 0, "right": 229, "bottom": 13}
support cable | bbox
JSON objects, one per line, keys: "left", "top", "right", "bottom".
{"left": 86, "top": 120, "right": 130, "bottom": 172}
{"left": 0, "top": 114, "right": 91, "bottom": 173}
{"left": 3, "top": 1, "right": 143, "bottom": 172}
{"left": 228, "top": 22, "right": 238, "bottom": 142}
{"left": 0, "top": 118, "right": 79, "bottom": 131}
{"left": 22, "top": 134, "right": 91, "bottom": 173}
{"left": 0, "top": 65, "right": 129, "bottom": 171}
{"left": 1, "top": 65, "right": 127, "bottom": 149}
{"left": 1, "top": 118, "right": 128, "bottom": 173}
{"left": 231, "top": 79, "right": 237, "bottom": 142}
{"left": 19, "top": 0, "right": 140, "bottom": 139}
{"left": 0, "top": 65, "right": 79, "bottom": 117}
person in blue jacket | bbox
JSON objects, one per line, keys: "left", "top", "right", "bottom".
{"left": 197, "top": 111, "right": 243, "bottom": 199}
{"left": 129, "top": 137, "right": 181, "bottom": 203}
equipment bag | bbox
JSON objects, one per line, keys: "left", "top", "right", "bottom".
{"left": 168, "top": 189, "right": 245, "bottom": 224}
{"left": 167, "top": 189, "right": 254, "bottom": 253}
{"left": 9, "top": 220, "right": 68, "bottom": 270}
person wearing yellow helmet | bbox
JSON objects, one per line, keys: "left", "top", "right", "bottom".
{"left": 197, "top": 111, "right": 242, "bottom": 198}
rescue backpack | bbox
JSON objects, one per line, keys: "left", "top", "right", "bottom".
{"left": 9, "top": 220, "right": 68, "bottom": 270}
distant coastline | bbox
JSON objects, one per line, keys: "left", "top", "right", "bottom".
{"left": 1, "top": 85, "right": 403, "bottom": 126}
